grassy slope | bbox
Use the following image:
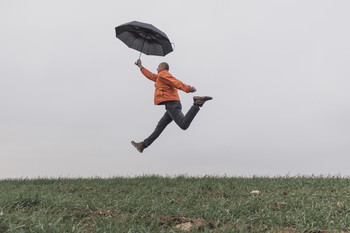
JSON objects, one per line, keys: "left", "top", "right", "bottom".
{"left": 0, "top": 176, "right": 350, "bottom": 232}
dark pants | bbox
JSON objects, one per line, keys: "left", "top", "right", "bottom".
{"left": 142, "top": 101, "right": 200, "bottom": 148}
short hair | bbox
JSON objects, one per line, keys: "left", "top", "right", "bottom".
{"left": 161, "top": 62, "right": 169, "bottom": 71}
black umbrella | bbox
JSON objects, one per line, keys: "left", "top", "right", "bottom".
{"left": 115, "top": 21, "right": 173, "bottom": 59}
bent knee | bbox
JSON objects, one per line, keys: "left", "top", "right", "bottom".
{"left": 180, "top": 125, "right": 190, "bottom": 130}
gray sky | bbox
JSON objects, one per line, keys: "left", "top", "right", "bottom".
{"left": 1, "top": 0, "right": 349, "bottom": 178}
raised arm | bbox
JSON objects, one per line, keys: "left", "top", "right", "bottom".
{"left": 135, "top": 59, "right": 157, "bottom": 82}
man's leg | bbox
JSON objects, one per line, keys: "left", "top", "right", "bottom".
{"left": 165, "top": 101, "right": 200, "bottom": 130}
{"left": 132, "top": 97, "right": 212, "bottom": 152}
{"left": 142, "top": 111, "right": 173, "bottom": 148}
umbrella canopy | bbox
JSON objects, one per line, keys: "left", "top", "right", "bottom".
{"left": 115, "top": 21, "right": 173, "bottom": 58}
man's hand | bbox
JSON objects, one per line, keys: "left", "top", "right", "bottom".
{"left": 190, "top": 86, "right": 197, "bottom": 93}
{"left": 135, "top": 59, "right": 143, "bottom": 70}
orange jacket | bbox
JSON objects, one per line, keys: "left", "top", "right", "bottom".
{"left": 141, "top": 68, "right": 191, "bottom": 105}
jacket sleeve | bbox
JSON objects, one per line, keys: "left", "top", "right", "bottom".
{"left": 141, "top": 68, "right": 157, "bottom": 82}
{"left": 159, "top": 75, "right": 191, "bottom": 93}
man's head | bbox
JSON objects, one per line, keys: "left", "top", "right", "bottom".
{"left": 157, "top": 62, "right": 169, "bottom": 73}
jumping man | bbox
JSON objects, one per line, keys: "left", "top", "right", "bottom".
{"left": 131, "top": 59, "right": 212, "bottom": 153}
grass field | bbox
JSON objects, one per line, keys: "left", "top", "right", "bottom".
{"left": 0, "top": 175, "right": 350, "bottom": 232}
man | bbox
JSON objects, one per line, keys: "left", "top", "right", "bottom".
{"left": 131, "top": 59, "right": 212, "bottom": 153}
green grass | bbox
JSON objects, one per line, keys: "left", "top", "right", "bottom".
{"left": 1, "top": 175, "right": 350, "bottom": 232}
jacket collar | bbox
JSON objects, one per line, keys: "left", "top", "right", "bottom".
{"left": 158, "top": 70, "right": 169, "bottom": 76}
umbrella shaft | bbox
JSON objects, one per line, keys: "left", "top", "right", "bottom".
{"left": 139, "top": 38, "right": 146, "bottom": 59}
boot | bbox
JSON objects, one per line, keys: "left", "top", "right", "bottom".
{"left": 193, "top": 96, "right": 213, "bottom": 107}
{"left": 131, "top": 141, "right": 144, "bottom": 153}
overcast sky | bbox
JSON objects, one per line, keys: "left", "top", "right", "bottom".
{"left": 1, "top": 0, "right": 349, "bottom": 178}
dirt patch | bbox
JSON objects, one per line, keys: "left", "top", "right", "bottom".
{"left": 158, "top": 215, "right": 217, "bottom": 231}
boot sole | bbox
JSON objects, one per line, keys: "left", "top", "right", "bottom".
{"left": 194, "top": 96, "right": 213, "bottom": 101}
